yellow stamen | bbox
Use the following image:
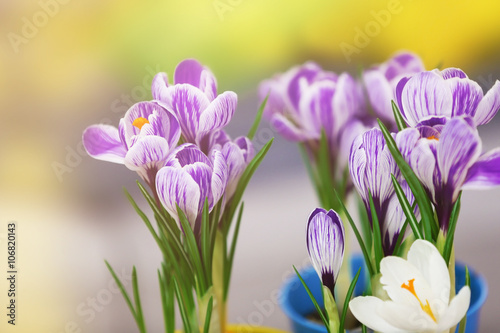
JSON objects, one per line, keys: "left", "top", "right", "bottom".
{"left": 401, "top": 279, "right": 437, "bottom": 323}
{"left": 427, "top": 135, "right": 439, "bottom": 141}
{"left": 132, "top": 117, "right": 149, "bottom": 130}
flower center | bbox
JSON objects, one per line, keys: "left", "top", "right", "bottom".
{"left": 401, "top": 279, "right": 437, "bottom": 323}
{"left": 427, "top": 135, "right": 439, "bottom": 141}
{"left": 132, "top": 117, "right": 149, "bottom": 130}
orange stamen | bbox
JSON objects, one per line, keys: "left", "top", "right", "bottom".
{"left": 427, "top": 135, "right": 439, "bottom": 141}
{"left": 401, "top": 279, "right": 437, "bottom": 322}
{"left": 132, "top": 117, "right": 149, "bottom": 130}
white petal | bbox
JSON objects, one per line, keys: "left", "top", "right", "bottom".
{"left": 407, "top": 239, "right": 451, "bottom": 304}
{"left": 380, "top": 299, "right": 438, "bottom": 332}
{"left": 349, "top": 297, "right": 407, "bottom": 333}
{"left": 436, "top": 286, "right": 471, "bottom": 331}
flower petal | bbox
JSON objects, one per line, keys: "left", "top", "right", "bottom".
{"left": 409, "top": 138, "right": 438, "bottom": 203}
{"left": 463, "top": 147, "right": 500, "bottom": 189}
{"left": 406, "top": 239, "right": 450, "bottom": 304}
{"left": 333, "top": 73, "right": 364, "bottom": 131}
{"left": 210, "top": 149, "right": 228, "bottom": 207}
{"left": 287, "top": 62, "right": 321, "bottom": 111}
{"left": 156, "top": 166, "right": 202, "bottom": 227}
{"left": 152, "top": 72, "right": 169, "bottom": 100}
{"left": 270, "top": 113, "right": 311, "bottom": 141}
{"left": 174, "top": 59, "right": 217, "bottom": 101}
{"left": 364, "top": 69, "right": 394, "bottom": 121}
{"left": 198, "top": 91, "right": 237, "bottom": 136}
{"left": 123, "top": 101, "right": 167, "bottom": 148}
{"left": 400, "top": 71, "right": 453, "bottom": 126}
{"left": 349, "top": 297, "right": 407, "bottom": 333}
{"left": 379, "top": 298, "right": 437, "bottom": 332}
{"left": 124, "top": 136, "right": 171, "bottom": 182}
{"left": 474, "top": 80, "right": 500, "bottom": 125}
{"left": 446, "top": 77, "right": 483, "bottom": 117}
{"left": 82, "top": 124, "right": 126, "bottom": 164}
{"left": 437, "top": 118, "right": 481, "bottom": 201}
{"left": 436, "top": 286, "right": 471, "bottom": 332}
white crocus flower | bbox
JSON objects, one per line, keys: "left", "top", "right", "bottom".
{"left": 349, "top": 240, "right": 470, "bottom": 333}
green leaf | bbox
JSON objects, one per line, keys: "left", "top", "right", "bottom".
{"left": 377, "top": 119, "right": 436, "bottom": 242}
{"left": 173, "top": 276, "right": 193, "bottom": 333}
{"left": 132, "top": 267, "right": 147, "bottom": 333}
{"left": 176, "top": 205, "right": 208, "bottom": 294}
{"left": 458, "top": 266, "right": 470, "bottom": 333}
{"left": 293, "top": 266, "right": 330, "bottom": 333}
{"left": 368, "top": 190, "right": 384, "bottom": 273}
{"left": 391, "top": 174, "right": 423, "bottom": 240}
{"left": 317, "top": 130, "right": 336, "bottom": 209}
{"left": 443, "top": 192, "right": 462, "bottom": 265}
{"left": 202, "top": 296, "right": 214, "bottom": 333}
{"left": 298, "top": 144, "right": 323, "bottom": 205}
{"left": 391, "top": 100, "right": 407, "bottom": 131}
{"left": 362, "top": 324, "right": 367, "bottom": 333}
{"left": 339, "top": 268, "right": 361, "bottom": 333}
{"left": 158, "top": 266, "right": 175, "bottom": 333}
{"left": 334, "top": 189, "right": 375, "bottom": 277}
{"left": 247, "top": 94, "right": 268, "bottom": 140}
{"left": 200, "top": 198, "right": 211, "bottom": 285}
{"left": 356, "top": 194, "right": 372, "bottom": 251}
{"left": 223, "top": 138, "right": 273, "bottom": 227}
{"left": 223, "top": 202, "right": 244, "bottom": 300}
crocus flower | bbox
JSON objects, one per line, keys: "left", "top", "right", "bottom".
{"left": 363, "top": 52, "right": 425, "bottom": 126}
{"left": 396, "top": 68, "right": 500, "bottom": 127}
{"left": 259, "top": 62, "right": 364, "bottom": 145}
{"left": 350, "top": 240, "right": 471, "bottom": 333}
{"left": 349, "top": 128, "right": 418, "bottom": 255}
{"left": 83, "top": 101, "right": 181, "bottom": 189}
{"left": 212, "top": 131, "right": 255, "bottom": 200}
{"left": 152, "top": 59, "right": 237, "bottom": 153}
{"left": 397, "top": 116, "right": 500, "bottom": 232}
{"left": 306, "top": 208, "right": 345, "bottom": 295}
{"left": 156, "top": 144, "right": 228, "bottom": 236}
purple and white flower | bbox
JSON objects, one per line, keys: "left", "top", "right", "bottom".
{"left": 396, "top": 68, "right": 500, "bottom": 127}
{"left": 350, "top": 128, "right": 418, "bottom": 255}
{"left": 156, "top": 144, "right": 228, "bottom": 235}
{"left": 153, "top": 59, "right": 237, "bottom": 153}
{"left": 83, "top": 101, "right": 181, "bottom": 189}
{"left": 363, "top": 52, "right": 425, "bottom": 125}
{"left": 212, "top": 131, "right": 255, "bottom": 200}
{"left": 397, "top": 116, "right": 500, "bottom": 231}
{"left": 259, "top": 62, "right": 364, "bottom": 145}
{"left": 306, "top": 208, "right": 345, "bottom": 294}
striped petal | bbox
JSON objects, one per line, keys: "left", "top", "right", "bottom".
{"left": 174, "top": 59, "right": 217, "bottom": 101}
{"left": 82, "top": 124, "right": 127, "bottom": 164}
{"left": 210, "top": 149, "right": 228, "bottom": 207}
{"left": 463, "top": 148, "right": 500, "bottom": 189}
{"left": 306, "top": 208, "right": 345, "bottom": 293}
{"left": 446, "top": 76, "right": 483, "bottom": 117}
{"left": 124, "top": 136, "right": 171, "bottom": 183}
{"left": 198, "top": 91, "right": 237, "bottom": 137}
{"left": 364, "top": 69, "right": 394, "bottom": 121}
{"left": 474, "top": 80, "right": 500, "bottom": 125}
{"left": 152, "top": 72, "right": 169, "bottom": 101}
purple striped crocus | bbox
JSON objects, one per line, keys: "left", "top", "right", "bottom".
{"left": 363, "top": 52, "right": 425, "bottom": 126}
{"left": 259, "top": 62, "right": 364, "bottom": 145}
{"left": 349, "top": 128, "right": 418, "bottom": 255}
{"left": 306, "top": 208, "right": 345, "bottom": 295}
{"left": 396, "top": 68, "right": 500, "bottom": 128}
{"left": 397, "top": 116, "right": 500, "bottom": 232}
{"left": 152, "top": 59, "right": 237, "bottom": 153}
{"left": 83, "top": 101, "right": 181, "bottom": 190}
{"left": 156, "top": 144, "right": 228, "bottom": 235}
{"left": 212, "top": 131, "right": 255, "bottom": 200}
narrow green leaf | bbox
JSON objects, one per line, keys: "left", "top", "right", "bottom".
{"left": 224, "top": 138, "right": 273, "bottom": 226}
{"left": 104, "top": 261, "right": 137, "bottom": 324}
{"left": 293, "top": 266, "right": 330, "bottom": 332}
{"left": 368, "top": 190, "right": 383, "bottom": 273}
{"left": 391, "top": 100, "right": 407, "bottom": 131}
{"left": 378, "top": 119, "right": 436, "bottom": 242}
{"left": 356, "top": 195, "right": 372, "bottom": 251}
{"left": 339, "top": 268, "right": 361, "bottom": 333}
{"left": 458, "top": 266, "right": 470, "bottom": 333}
{"left": 223, "top": 202, "right": 244, "bottom": 300}
{"left": 393, "top": 220, "right": 409, "bottom": 257}
{"left": 158, "top": 268, "right": 175, "bottom": 333}
{"left": 391, "top": 174, "right": 423, "bottom": 240}
{"left": 202, "top": 296, "right": 214, "bottom": 333}
{"left": 362, "top": 324, "right": 367, "bottom": 333}
{"left": 132, "top": 267, "right": 147, "bottom": 333}
{"left": 176, "top": 205, "right": 208, "bottom": 294}
{"left": 247, "top": 94, "right": 268, "bottom": 140}
{"left": 443, "top": 192, "right": 462, "bottom": 265}
{"left": 334, "top": 189, "right": 375, "bottom": 277}
{"left": 200, "top": 198, "right": 211, "bottom": 284}
{"left": 298, "top": 144, "right": 323, "bottom": 205}
{"left": 317, "top": 130, "right": 336, "bottom": 209}
{"left": 173, "top": 277, "right": 192, "bottom": 333}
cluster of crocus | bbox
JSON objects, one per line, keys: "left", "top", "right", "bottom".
{"left": 83, "top": 59, "right": 272, "bottom": 333}
{"left": 294, "top": 56, "right": 500, "bottom": 333}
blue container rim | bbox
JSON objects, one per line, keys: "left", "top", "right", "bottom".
{"left": 279, "top": 256, "right": 488, "bottom": 331}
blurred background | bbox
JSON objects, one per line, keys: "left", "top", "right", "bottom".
{"left": 1, "top": 0, "right": 500, "bottom": 332}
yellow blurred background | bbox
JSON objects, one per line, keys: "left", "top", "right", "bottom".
{"left": 1, "top": 0, "right": 500, "bottom": 332}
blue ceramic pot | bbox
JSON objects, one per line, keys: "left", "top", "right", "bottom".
{"left": 280, "top": 254, "right": 487, "bottom": 333}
